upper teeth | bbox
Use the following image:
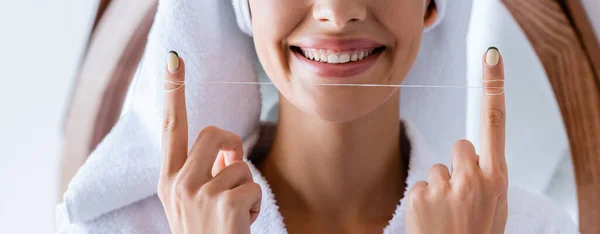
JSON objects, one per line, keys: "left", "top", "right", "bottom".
{"left": 300, "top": 48, "right": 376, "bottom": 64}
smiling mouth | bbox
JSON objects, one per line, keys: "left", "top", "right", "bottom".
{"left": 291, "top": 46, "right": 386, "bottom": 64}
{"left": 290, "top": 45, "right": 387, "bottom": 78}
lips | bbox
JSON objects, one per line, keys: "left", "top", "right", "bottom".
{"left": 290, "top": 38, "right": 386, "bottom": 78}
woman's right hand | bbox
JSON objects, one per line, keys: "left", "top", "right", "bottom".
{"left": 157, "top": 51, "right": 262, "bottom": 234}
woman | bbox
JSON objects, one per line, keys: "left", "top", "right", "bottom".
{"left": 56, "top": 0, "right": 577, "bottom": 233}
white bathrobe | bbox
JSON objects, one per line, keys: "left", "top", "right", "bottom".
{"left": 55, "top": 121, "right": 578, "bottom": 234}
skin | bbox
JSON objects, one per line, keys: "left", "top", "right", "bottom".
{"left": 157, "top": 0, "right": 508, "bottom": 234}
{"left": 249, "top": 0, "right": 433, "bottom": 232}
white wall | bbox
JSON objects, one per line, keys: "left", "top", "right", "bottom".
{"left": 582, "top": 0, "right": 600, "bottom": 41}
{"left": 0, "top": 0, "right": 97, "bottom": 233}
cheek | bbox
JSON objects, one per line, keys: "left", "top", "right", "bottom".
{"left": 392, "top": 34, "right": 421, "bottom": 77}
{"left": 250, "top": 0, "right": 307, "bottom": 47}
{"left": 250, "top": 0, "right": 307, "bottom": 82}
{"left": 387, "top": 26, "right": 424, "bottom": 85}
{"left": 376, "top": 1, "right": 425, "bottom": 81}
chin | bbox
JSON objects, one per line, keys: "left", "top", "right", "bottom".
{"left": 286, "top": 84, "right": 399, "bottom": 123}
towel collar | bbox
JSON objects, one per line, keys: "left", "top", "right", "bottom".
{"left": 241, "top": 120, "right": 440, "bottom": 233}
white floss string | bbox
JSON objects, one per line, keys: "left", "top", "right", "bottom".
{"left": 146, "top": 55, "right": 504, "bottom": 94}
{"left": 192, "top": 81, "right": 505, "bottom": 96}
{"left": 162, "top": 80, "right": 505, "bottom": 94}
{"left": 482, "top": 79, "right": 505, "bottom": 96}
{"left": 164, "top": 80, "right": 185, "bottom": 93}
{"left": 195, "top": 81, "right": 484, "bottom": 89}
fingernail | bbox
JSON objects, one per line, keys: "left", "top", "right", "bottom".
{"left": 486, "top": 47, "right": 500, "bottom": 66}
{"left": 224, "top": 152, "right": 234, "bottom": 165}
{"left": 167, "top": 51, "right": 180, "bottom": 73}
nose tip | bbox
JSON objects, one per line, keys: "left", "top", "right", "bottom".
{"left": 313, "top": 2, "right": 367, "bottom": 29}
{"left": 318, "top": 17, "right": 362, "bottom": 28}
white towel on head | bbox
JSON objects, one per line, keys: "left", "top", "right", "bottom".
{"left": 59, "top": 0, "right": 469, "bottom": 227}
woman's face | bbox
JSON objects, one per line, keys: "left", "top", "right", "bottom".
{"left": 250, "top": 0, "right": 435, "bottom": 122}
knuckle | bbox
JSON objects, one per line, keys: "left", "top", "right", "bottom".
{"left": 454, "top": 180, "right": 475, "bottom": 201}
{"left": 489, "top": 175, "right": 509, "bottom": 196}
{"left": 157, "top": 179, "right": 171, "bottom": 198}
{"left": 461, "top": 164, "right": 479, "bottom": 176}
{"left": 219, "top": 192, "right": 240, "bottom": 211}
{"left": 430, "top": 163, "right": 448, "bottom": 173}
{"left": 486, "top": 108, "right": 505, "bottom": 128}
{"left": 407, "top": 188, "right": 427, "bottom": 207}
{"left": 408, "top": 182, "right": 428, "bottom": 196}
{"left": 198, "top": 181, "right": 217, "bottom": 197}
{"left": 454, "top": 172, "right": 474, "bottom": 183}
{"left": 233, "top": 162, "right": 253, "bottom": 182}
{"left": 228, "top": 161, "right": 252, "bottom": 178}
{"left": 231, "top": 134, "right": 243, "bottom": 144}
{"left": 452, "top": 139, "right": 475, "bottom": 153}
{"left": 455, "top": 139, "right": 473, "bottom": 147}
{"left": 250, "top": 182, "right": 262, "bottom": 195}
{"left": 157, "top": 184, "right": 168, "bottom": 201}
{"left": 171, "top": 175, "right": 198, "bottom": 200}
{"left": 173, "top": 182, "right": 194, "bottom": 200}
{"left": 231, "top": 161, "right": 251, "bottom": 172}
{"left": 162, "top": 109, "right": 177, "bottom": 132}
{"left": 198, "top": 126, "right": 222, "bottom": 139}
{"left": 430, "top": 183, "right": 450, "bottom": 196}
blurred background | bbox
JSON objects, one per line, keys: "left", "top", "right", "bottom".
{"left": 0, "top": 0, "right": 98, "bottom": 233}
{"left": 1, "top": 0, "right": 599, "bottom": 233}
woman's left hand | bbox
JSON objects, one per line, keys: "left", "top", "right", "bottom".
{"left": 405, "top": 48, "right": 508, "bottom": 234}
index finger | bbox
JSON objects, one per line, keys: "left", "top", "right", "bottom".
{"left": 161, "top": 51, "right": 188, "bottom": 176}
{"left": 479, "top": 47, "right": 506, "bottom": 174}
